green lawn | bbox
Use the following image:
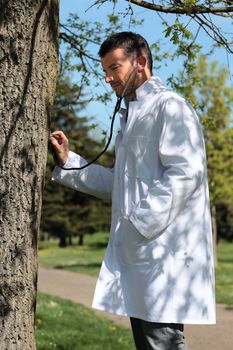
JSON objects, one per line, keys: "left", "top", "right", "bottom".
{"left": 38, "top": 233, "right": 108, "bottom": 276}
{"left": 215, "top": 240, "right": 233, "bottom": 305}
{"left": 36, "top": 293, "right": 134, "bottom": 350}
{"left": 38, "top": 234, "right": 233, "bottom": 305}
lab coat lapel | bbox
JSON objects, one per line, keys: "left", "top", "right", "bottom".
{"left": 123, "top": 100, "right": 142, "bottom": 142}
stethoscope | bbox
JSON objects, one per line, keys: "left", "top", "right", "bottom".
{"left": 50, "top": 66, "right": 138, "bottom": 171}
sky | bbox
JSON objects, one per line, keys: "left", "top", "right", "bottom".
{"left": 59, "top": 0, "right": 233, "bottom": 143}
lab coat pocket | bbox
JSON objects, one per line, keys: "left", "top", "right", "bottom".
{"left": 119, "top": 217, "right": 155, "bottom": 266}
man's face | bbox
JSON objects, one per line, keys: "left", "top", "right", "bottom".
{"left": 101, "top": 48, "right": 138, "bottom": 98}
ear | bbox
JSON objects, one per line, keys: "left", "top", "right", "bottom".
{"left": 135, "top": 55, "right": 147, "bottom": 72}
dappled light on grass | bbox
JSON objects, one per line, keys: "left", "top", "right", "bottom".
{"left": 36, "top": 293, "right": 134, "bottom": 350}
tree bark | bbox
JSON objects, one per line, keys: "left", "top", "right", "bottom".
{"left": 0, "top": 1, "right": 59, "bottom": 349}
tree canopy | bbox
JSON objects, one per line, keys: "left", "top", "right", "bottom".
{"left": 91, "top": 1, "right": 233, "bottom": 53}
{"left": 59, "top": 0, "right": 232, "bottom": 113}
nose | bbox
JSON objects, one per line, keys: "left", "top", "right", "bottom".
{"left": 105, "top": 73, "right": 114, "bottom": 84}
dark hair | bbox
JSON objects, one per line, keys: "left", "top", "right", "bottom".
{"left": 98, "top": 31, "right": 153, "bottom": 74}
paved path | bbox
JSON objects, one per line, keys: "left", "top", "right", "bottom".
{"left": 38, "top": 267, "right": 233, "bottom": 350}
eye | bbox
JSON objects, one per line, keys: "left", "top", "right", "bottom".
{"left": 112, "top": 65, "right": 119, "bottom": 71}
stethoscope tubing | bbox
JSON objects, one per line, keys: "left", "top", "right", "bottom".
{"left": 50, "top": 97, "right": 122, "bottom": 170}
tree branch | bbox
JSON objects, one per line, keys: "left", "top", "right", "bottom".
{"left": 191, "top": 13, "right": 233, "bottom": 53}
{"left": 59, "top": 32, "right": 100, "bottom": 63}
{"left": 125, "top": 0, "right": 233, "bottom": 15}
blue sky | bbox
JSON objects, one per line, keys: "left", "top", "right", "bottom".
{"left": 59, "top": 0, "right": 233, "bottom": 142}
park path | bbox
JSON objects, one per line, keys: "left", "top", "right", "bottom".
{"left": 38, "top": 266, "right": 233, "bottom": 350}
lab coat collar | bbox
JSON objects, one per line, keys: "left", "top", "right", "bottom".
{"left": 135, "top": 76, "right": 168, "bottom": 101}
{"left": 119, "top": 76, "right": 167, "bottom": 127}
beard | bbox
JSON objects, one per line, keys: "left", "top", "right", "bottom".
{"left": 115, "top": 76, "right": 137, "bottom": 98}
{"left": 110, "top": 65, "right": 138, "bottom": 97}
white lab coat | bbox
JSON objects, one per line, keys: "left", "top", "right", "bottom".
{"left": 52, "top": 77, "right": 216, "bottom": 324}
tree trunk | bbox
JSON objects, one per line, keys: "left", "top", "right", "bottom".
{"left": 78, "top": 234, "right": 84, "bottom": 246}
{"left": 0, "top": 1, "right": 59, "bottom": 349}
{"left": 59, "top": 232, "right": 67, "bottom": 248}
{"left": 68, "top": 235, "right": 73, "bottom": 246}
{"left": 211, "top": 205, "right": 218, "bottom": 267}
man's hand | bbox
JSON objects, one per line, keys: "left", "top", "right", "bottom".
{"left": 49, "top": 131, "right": 69, "bottom": 166}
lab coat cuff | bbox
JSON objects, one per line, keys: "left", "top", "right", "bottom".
{"left": 52, "top": 151, "right": 84, "bottom": 181}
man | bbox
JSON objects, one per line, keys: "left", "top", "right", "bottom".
{"left": 50, "top": 32, "right": 216, "bottom": 350}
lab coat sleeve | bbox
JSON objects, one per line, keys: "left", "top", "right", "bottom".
{"left": 129, "top": 96, "right": 206, "bottom": 239}
{"left": 52, "top": 151, "right": 114, "bottom": 200}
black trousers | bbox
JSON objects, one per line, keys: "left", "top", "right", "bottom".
{"left": 130, "top": 317, "right": 188, "bottom": 350}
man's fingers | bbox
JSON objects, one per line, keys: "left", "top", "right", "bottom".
{"left": 48, "top": 130, "right": 69, "bottom": 166}
{"left": 50, "top": 131, "right": 68, "bottom": 146}
{"left": 49, "top": 135, "right": 57, "bottom": 144}
{"left": 51, "top": 130, "right": 67, "bottom": 139}
{"left": 51, "top": 130, "right": 65, "bottom": 137}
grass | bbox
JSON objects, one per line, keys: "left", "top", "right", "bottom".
{"left": 38, "top": 233, "right": 108, "bottom": 276}
{"left": 215, "top": 240, "right": 233, "bottom": 305}
{"left": 36, "top": 293, "right": 134, "bottom": 350}
{"left": 38, "top": 234, "right": 233, "bottom": 305}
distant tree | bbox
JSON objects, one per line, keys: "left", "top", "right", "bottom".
{"left": 41, "top": 74, "right": 112, "bottom": 247}
{"left": 174, "top": 55, "right": 233, "bottom": 245}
